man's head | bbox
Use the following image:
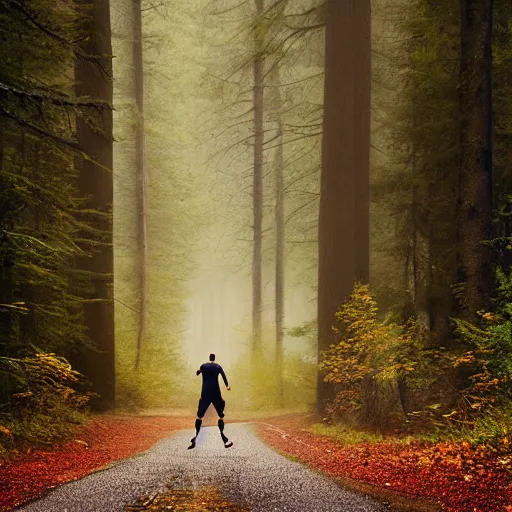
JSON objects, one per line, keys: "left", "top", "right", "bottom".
{"left": 209, "top": 353, "right": 215, "bottom": 362}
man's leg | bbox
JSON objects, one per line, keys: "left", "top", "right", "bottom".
{"left": 213, "top": 398, "right": 233, "bottom": 448}
{"left": 188, "top": 398, "right": 209, "bottom": 449}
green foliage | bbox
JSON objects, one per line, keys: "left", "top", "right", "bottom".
{"left": 116, "top": 332, "right": 193, "bottom": 410}
{"left": 450, "top": 269, "right": 512, "bottom": 416}
{"left": 0, "top": 353, "right": 90, "bottom": 454}
{"left": 310, "top": 423, "right": 385, "bottom": 445}
{"left": 229, "top": 343, "right": 316, "bottom": 412}
{"left": 424, "top": 406, "right": 512, "bottom": 450}
{"left": 371, "top": 0, "right": 460, "bottom": 328}
{"left": 460, "top": 407, "right": 512, "bottom": 448}
{"left": 0, "top": 1, "right": 110, "bottom": 365}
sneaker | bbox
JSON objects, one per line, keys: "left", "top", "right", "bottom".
{"left": 188, "top": 437, "right": 196, "bottom": 450}
{"left": 224, "top": 441, "right": 233, "bottom": 448}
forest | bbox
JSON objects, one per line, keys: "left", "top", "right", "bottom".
{"left": 0, "top": 0, "right": 512, "bottom": 510}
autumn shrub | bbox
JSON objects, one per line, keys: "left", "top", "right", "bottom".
{"left": 412, "top": 268, "right": 512, "bottom": 445}
{"left": 319, "top": 284, "right": 430, "bottom": 428}
{"left": 448, "top": 268, "right": 512, "bottom": 418}
{"left": 0, "top": 353, "right": 91, "bottom": 455}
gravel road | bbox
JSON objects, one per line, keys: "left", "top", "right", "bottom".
{"left": 18, "top": 423, "right": 386, "bottom": 512}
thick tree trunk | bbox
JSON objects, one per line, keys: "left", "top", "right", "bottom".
{"left": 457, "top": 0, "right": 494, "bottom": 317}
{"left": 354, "top": 0, "right": 371, "bottom": 285}
{"left": 252, "top": 0, "right": 264, "bottom": 349}
{"left": 317, "top": 0, "right": 371, "bottom": 412}
{"left": 74, "top": 0, "right": 115, "bottom": 410}
{"left": 133, "top": 0, "right": 148, "bottom": 370}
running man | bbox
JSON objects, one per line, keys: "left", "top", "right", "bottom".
{"left": 188, "top": 353, "right": 233, "bottom": 449}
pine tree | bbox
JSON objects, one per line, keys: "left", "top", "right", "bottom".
{"left": 74, "top": 0, "right": 115, "bottom": 410}
{"left": 252, "top": 0, "right": 265, "bottom": 349}
{"left": 0, "top": 0, "right": 114, "bottom": 409}
{"left": 132, "top": 0, "right": 148, "bottom": 370}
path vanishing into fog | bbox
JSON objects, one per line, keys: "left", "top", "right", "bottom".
{"left": 18, "top": 424, "right": 385, "bottom": 512}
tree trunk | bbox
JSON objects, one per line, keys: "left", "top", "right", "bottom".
{"left": 457, "top": 0, "right": 494, "bottom": 317}
{"left": 133, "top": 0, "right": 148, "bottom": 370}
{"left": 354, "top": 0, "right": 371, "bottom": 285}
{"left": 0, "top": 123, "right": 13, "bottom": 351}
{"left": 252, "top": 0, "right": 264, "bottom": 349}
{"left": 317, "top": 0, "right": 371, "bottom": 413}
{"left": 74, "top": 0, "right": 115, "bottom": 410}
{"left": 274, "top": 90, "right": 285, "bottom": 408}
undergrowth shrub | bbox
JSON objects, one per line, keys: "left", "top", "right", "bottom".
{"left": 319, "top": 280, "right": 512, "bottom": 445}
{"left": 319, "top": 283, "right": 432, "bottom": 428}
{"left": 0, "top": 353, "right": 91, "bottom": 456}
{"left": 229, "top": 344, "right": 316, "bottom": 412}
{"left": 451, "top": 273, "right": 512, "bottom": 416}
{"left": 423, "top": 406, "right": 512, "bottom": 451}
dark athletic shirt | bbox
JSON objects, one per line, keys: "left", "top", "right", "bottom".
{"left": 197, "top": 362, "right": 229, "bottom": 399}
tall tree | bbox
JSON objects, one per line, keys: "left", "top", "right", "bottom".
{"left": 252, "top": 0, "right": 265, "bottom": 349}
{"left": 132, "top": 0, "right": 148, "bottom": 370}
{"left": 457, "top": 0, "right": 494, "bottom": 317}
{"left": 273, "top": 72, "right": 285, "bottom": 405}
{"left": 317, "top": 0, "right": 371, "bottom": 410}
{"left": 355, "top": 0, "right": 371, "bottom": 284}
{"left": 74, "top": 0, "right": 115, "bottom": 410}
{"left": 0, "top": 0, "right": 94, "bottom": 358}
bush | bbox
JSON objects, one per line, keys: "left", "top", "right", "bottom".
{"left": 424, "top": 406, "right": 512, "bottom": 450}
{"left": 319, "top": 284, "right": 430, "bottom": 428}
{"left": 0, "top": 353, "right": 91, "bottom": 454}
{"left": 450, "top": 268, "right": 512, "bottom": 418}
{"left": 228, "top": 344, "right": 316, "bottom": 413}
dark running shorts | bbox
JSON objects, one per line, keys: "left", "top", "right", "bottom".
{"left": 197, "top": 396, "right": 225, "bottom": 418}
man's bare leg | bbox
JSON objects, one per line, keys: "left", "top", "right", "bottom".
{"left": 188, "top": 417, "right": 202, "bottom": 449}
{"left": 218, "top": 417, "right": 233, "bottom": 448}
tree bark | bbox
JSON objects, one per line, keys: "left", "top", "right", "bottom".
{"left": 317, "top": 0, "right": 371, "bottom": 412}
{"left": 354, "top": 0, "right": 371, "bottom": 285}
{"left": 133, "top": 0, "right": 148, "bottom": 370}
{"left": 252, "top": 0, "right": 264, "bottom": 349}
{"left": 0, "top": 121, "right": 14, "bottom": 350}
{"left": 74, "top": 0, "right": 115, "bottom": 410}
{"left": 457, "top": 0, "right": 494, "bottom": 317}
{"left": 274, "top": 87, "right": 285, "bottom": 407}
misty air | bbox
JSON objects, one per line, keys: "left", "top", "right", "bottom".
{"left": 0, "top": 0, "right": 510, "bottom": 511}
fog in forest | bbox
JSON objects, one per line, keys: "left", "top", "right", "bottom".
{"left": 2, "top": 0, "right": 510, "bottom": 469}
{"left": 111, "top": 0, "right": 321, "bottom": 412}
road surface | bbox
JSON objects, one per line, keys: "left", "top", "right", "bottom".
{"left": 18, "top": 423, "right": 385, "bottom": 511}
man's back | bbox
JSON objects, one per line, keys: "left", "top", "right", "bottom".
{"left": 198, "top": 362, "right": 228, "bottom": 398}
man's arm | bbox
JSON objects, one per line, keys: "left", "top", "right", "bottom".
{"left": 219, "top": 366, "right": 229, "bottom": 389}
{"left": 196, "top": 364, "right": 203, "bottom": 376}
